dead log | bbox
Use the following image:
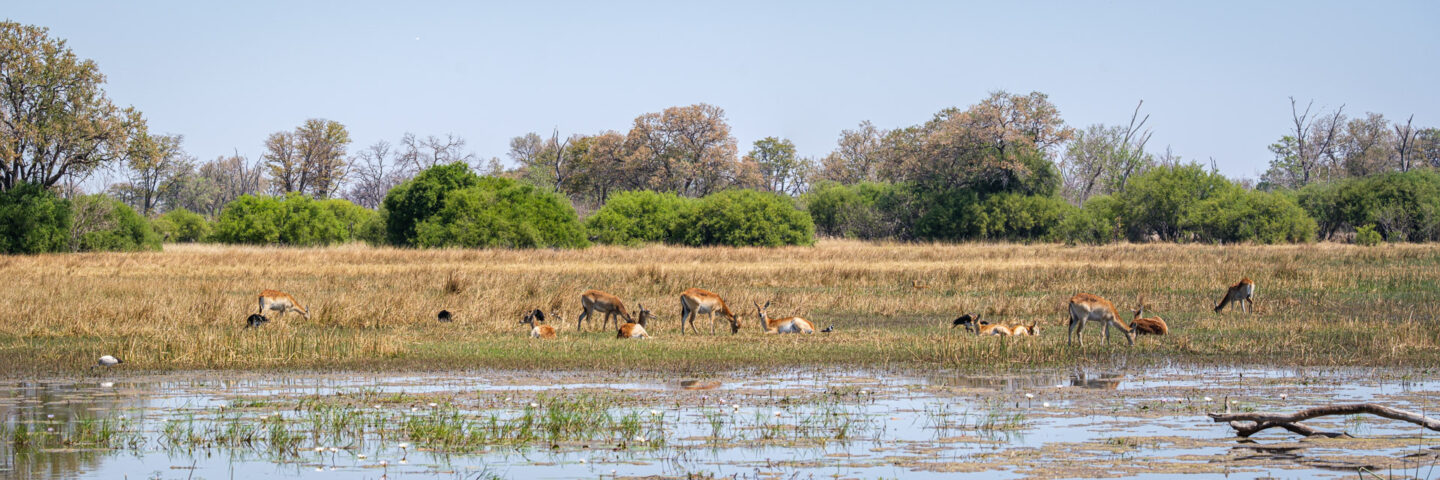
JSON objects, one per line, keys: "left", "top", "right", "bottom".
{"left": 1209, "top": 403, "right": 1440, "bottom": 438}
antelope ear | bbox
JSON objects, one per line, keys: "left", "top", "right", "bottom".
{"left": 534, "top": 310, "right": 545, "bottom": 322}
{"left": 764, "top": 301, "right": 771, "bottom": 309}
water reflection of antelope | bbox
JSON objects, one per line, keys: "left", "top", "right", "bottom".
{"left": 1070, "top": 371, "right": 1124, "bottom": 390}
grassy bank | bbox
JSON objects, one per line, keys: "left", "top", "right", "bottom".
{"left": 1, "top": 241, "right": 1438, "bottom": 374}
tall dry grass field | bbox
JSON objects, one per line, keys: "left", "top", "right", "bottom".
{"left": 1, "top": 240, "right": 1437, "bottom": 374}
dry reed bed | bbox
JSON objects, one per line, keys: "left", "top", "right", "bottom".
{"left": 0, "top": 241, "right": 1437, "bottom": 373}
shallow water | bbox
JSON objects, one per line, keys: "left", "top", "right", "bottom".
{"left": 1, "top": 366, "right": 1437, "bottom": 479}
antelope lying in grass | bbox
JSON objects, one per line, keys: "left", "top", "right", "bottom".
{"left": 577, "top": 289, "right": 633, "bottom": 331}
{"left": 1131, "top": 297, "right": 1169, "bottom": 336}
{"left": 617, "top": 304, "right": 652, "bottom": 339}
{"left": 522, "top": 309, "right": 558, "bottom": 339}
{"left": 1010, "top": 321, "right": 1040, "bottom": 336}
{"left": 680, "top": 288, "right": 742, "bottom": 335}
{"left": 1067, "top": 293, "right": 1135, "bottom": 347}
{"left": 258, "top": 290, "right": 309, "bottom": 320}
{"left": 952, "top": 314, "right": 1019, "bottom": 336}
{"left": 754, "top": 301, "right": 815, "bottom": 334}
{"left": 1214, "top": 277, "right": 1256, "bottom": 313}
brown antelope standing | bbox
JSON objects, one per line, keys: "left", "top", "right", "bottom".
{"left": 754, "top": 301, "right": 816, "bottom": 334}
{"left": 576, "top": 290, "right": 633, "bottom": 331}
{"left": 521, "top": 309, "right": 557, "bottom": 339}
{"left": 258, "top": 290, "right": 309, "bottom": 320}
{"left": 679, "top": 288, "right": 742, "bottom": 335}
{"left": 1130, "top": 298, "right": 1169, "bottom": 336}
{"left": 1214, "top": 277, "right": 1256, "bottom": 313}
{"left": 1010, "top": 321, "right": 1040, "bottom": 336}
{"left": 617, "top": 304, "right": 652, "bottom": 339}
{"left": 1066, "top": 293, "right": 1135, "bottom": 347}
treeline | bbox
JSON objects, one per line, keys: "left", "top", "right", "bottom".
{"left": 3, "top": 21, "right": 1440, "bottom": 253}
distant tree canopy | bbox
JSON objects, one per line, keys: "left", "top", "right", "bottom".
{"left": 211, "top": 194, "right": 367, "bottom": 246}
{"left": 0, "top": 21, "right": 148, "bottom": 192}
{"left": 0, "top": 182, "right": 71, "bottom": 254}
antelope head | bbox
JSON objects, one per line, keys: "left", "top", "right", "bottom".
{"left": 635, "top": 303, "right": 651, "bottom": 327}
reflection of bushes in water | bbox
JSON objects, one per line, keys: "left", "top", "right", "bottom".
{"left": 0, "top": 410, "right": 140, "bottom": 478}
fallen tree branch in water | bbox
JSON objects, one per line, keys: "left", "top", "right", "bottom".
{"left": 1209, "top": 403, "right": 1440, "bottom": 438}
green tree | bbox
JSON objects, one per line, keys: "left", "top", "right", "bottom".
{"left": 211, "top": 194, "right": 352, "bottom": 246}
{"left": 1115, "top": 164, "right": 1232, "bottom": 241}
{"left": 263, "top": 119, "right": 351, "bottom": 198}
{"left": 381, "top": 163, "right": 482, "bottom": 246}
{"left": 412, "top": 176, "right": 587, "bottom": 249}
{"left": 71, "top": 195, "right": 161, "bottom": 252}
{"left": 1182, "top": 189, "right": 1316, "bottom": 244}
{"left": 678, "top": 189, "right": 814, "bottom": 247}
{"left": 745, "top": 137, "right": 809, "bottom": 195}
{"left": 585, "top": 190, "right": 694, "bottom": 245}
{"left": 0, "top": 22, "right": 147, "bottom": 191}
{"left": 804, "top": 181, "right": 907, "bottom": 240}
{"left": 152, "top": 208, "right": 210, "bottom": 242}
{"left": 0, "top": 182, "right": 70, "bottom": 254}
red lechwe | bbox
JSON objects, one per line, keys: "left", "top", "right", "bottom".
{"left": 679, "top": 288, "right": 742, "bottom": 335}
{"left": 1214, "top": 277, "right": 1256, "bottom": 313}
{"left": 1067, "top": 293, "right": 1136, "bottom": 347}
{"left": 258, "top": 290, "right": 309, "bottom": 320}
{"left": 754, "top": 301, "right": 815, "bottom": 334}
{"left": 576, "top": 290, "right": 633, "bottom": 331}
{"left": 521, "top": 309, "right": 558, "bottom": 339}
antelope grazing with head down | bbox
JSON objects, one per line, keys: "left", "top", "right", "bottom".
{"left": 576, "top": 290, "right": 633, "bottom": 331}
{"left": 679, "top": 288, "right": 742, "bottom": 334}
{"left": 1130, "top": 297, "right": 1169, "bottom": 336}
{"left": 522, "top": 309, "right": 558, "bottom": 339}
{"left": 1214, "top": 277, "right": 1256, "bottom": 313}
{"left": 258, "top": 290, "right": 309, "bottom": 320}
{"left": 754, "top": 301, "right": 815, "bottom": 334}
{"left": 617, "top": 304, "right": 652, "bottom": 339}
{"left": 1067, "top": 293, "right": 1135, "bottom": 347}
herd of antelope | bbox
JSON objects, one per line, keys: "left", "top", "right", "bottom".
{"left": 242, "top": 277, "right": 1256, "bottom": 347}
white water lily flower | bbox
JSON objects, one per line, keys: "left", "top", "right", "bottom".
{"left": 399, "top": 460, "right": 407, "bottom": 465}
{"left": 410, "top": 407, "right": 418, "bottom": 412}
{"left": 428, "top": 402, "right": 437, "bottom": 407}
{"left": 579, "top": 459, "right": 587, "bottom": 464}
{"left": 1203, "top": 397, "right": 1213, "bottom": 402}
{"left": 397, "top": 443, "right": 410, "bottom": 449}
{"left": 379, "top": 460, "right": 388, "bottom": 466}
{"left": 357, "top": 454, "right": 367, "bottom": 459}
{"left": 1279, "top": 394, "right": 1288, "bottom": 400}
{"left": 1025, "top": 393, "right": 1034, "bottom": 399}
{"left": 634, "top": 435, "right": 647, "bottom": 442}
{"left": 530, "top": 402, "right": 539, "bottom": 408}
{"left": 650, "top": 410, "right": 661, "bottom": 416}
{"left": 314, "top": 447, "right": 325, "bottom": 452}
{"left": 1042, "top": 402, "right": 1050, "bottom": 408}
{"left": 773, "top": 411, "right": 783, "bottom": 417}
{"left": 328, "top": 447, "right": 339, "bottom": 452}
{"left": 374, "top": 405, "right": 382, "bottom": 409}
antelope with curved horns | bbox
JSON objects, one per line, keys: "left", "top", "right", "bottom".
{"left": 1067, "top": 293, "right": 1135, "bottom": 347}
{"left": 755, "top": 301, "right": 815, "bottom": 334}
{"left": 258, "top": 290, "right": 309, "bottom": 320}
{"left": 679, "top": 288, "right": 742, "bottom": 335}
{"left": 1130, "top": 296, "right": 1169, "bottom": 336}
{"left": 617, "top": 303, "right": 652, "bottom": 339}
{"left": 522, "top": 309, "right": 558, "bottom": 339}
{"left": 1214, "top": 277, "right": 1256, "bottom": 313}
{"left": 576, "top": 290, "right": 633, "bottom": 331}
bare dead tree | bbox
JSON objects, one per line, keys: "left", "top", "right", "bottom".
{"left": 1394, "top": 114, "right": 1419, "bottom": 172}
{"left": 547, "top": 128, "right": 572, "bottom": 193}
{"left": 1210, "top": 403, "right": 1440, "bottom": 438}
{"left": 1289, "top": 97, "right": 1346, "bottom": 185}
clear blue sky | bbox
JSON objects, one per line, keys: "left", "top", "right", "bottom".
{"left": 8, "top": 1, "right": 1438, "bottom": 179}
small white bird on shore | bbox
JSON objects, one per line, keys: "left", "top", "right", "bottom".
{"left": 95, "top": 355, "right": 123, "bottom": 368}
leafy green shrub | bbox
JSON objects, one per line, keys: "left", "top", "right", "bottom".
{"left": 972, "top": 193, "right": 1075, "bottom": 241}
{"left": 804, "top": 182, "right": 908, "bottom": 240}
{"left": 211, "top": 194, "right": 353, "bottom": 246}
{"left": 585, "top": 191, "right": 694, "bottom": 245}
{"left": 1334, "top": 170, "right": 1440, "bottom": 242}
{"left": 412, "top": 176, "right": 588, "bottom": 249}
{"left": 1182, "top": 189, "right": 1316, "bottom": 244}
{"left": 678, "top": 189, "right": 815, "bottom": 247}
{"left": 322, "top": 199, "right": 379, "bottom": 242}
{"left": 1355, "top": 224, "right": 1382, "bottom": 246}
{"left": 152, "top": 208, "right": 209, "bottom": 242}
{"left": 1115, "top": 164, "right": 1234, "bottom": 241}
{"left": 0, "top": 182, "right": 71, "bottom": 254}
{"left": 381, "top": 163, "right": 482, "bottom": 246}
{"left": 71, "top": 195, "right": 161, "bottom": 252}
{"left": 1059, "top": 195, "right": 1122, "bottom": 245}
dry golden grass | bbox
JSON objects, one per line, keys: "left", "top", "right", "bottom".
{"left": 1, "top": 240, "right": 1437, "bottom": 373}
